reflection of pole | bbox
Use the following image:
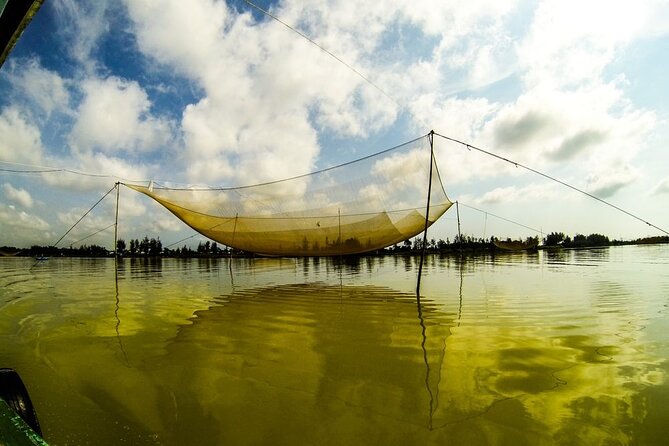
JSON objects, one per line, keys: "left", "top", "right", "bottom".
{"left": 114, "top": 251, "right": 129, "bottom": 365}
{"left": 458, "top": 257, "right": 464, "bottom": 327}
{"left": 416, "top": 297, "right": 435, "bottom": 429}
{"left": 417, "top": 131, "right": 435, "bottom": 296}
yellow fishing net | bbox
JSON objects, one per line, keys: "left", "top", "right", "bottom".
{"left": 127, "top": 134, "right": 452, "bottom": 256}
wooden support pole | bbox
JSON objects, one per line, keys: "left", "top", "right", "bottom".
{"left": 417, "top": 131, "right": 435, "bottom": 296}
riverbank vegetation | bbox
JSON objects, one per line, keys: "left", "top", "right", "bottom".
{"left": 1, "top": 233, "right": 667, "bottom": 258}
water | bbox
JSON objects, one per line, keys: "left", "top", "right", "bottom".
{"left": 1, "top": 245, "right": 668, "bottom": 445}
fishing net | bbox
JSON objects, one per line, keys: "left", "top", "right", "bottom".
{"left": 126, "top": 134, "right": 452, "bottom": 256}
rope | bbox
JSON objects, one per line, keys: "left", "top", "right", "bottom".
{"left": 164, "top": 233, "right": 205, "bottom": 249}
{"left": 68, "top": 223, "right": 116, "bottom": 246}
{"left": 0, "top": 160, "right": 149, "bottom": 183}
{"left": 240, "top": 0, "right": 408, "bottom": 115}
{"left": 434, "top": 132, "right": 669, "bottom": 236}
{"left": 457, "top": 202, "right": 543, "bottom": 235}
{"left": 238, "top": 0, "right": 434, "bottom": 133}
{"left": 144, "top": 134, "right": 428, "bottom": 191}
{"left": 3, "top": 133, "right": 427, "bottom": 192}
{"left": 52, "top": 185, "right": 117, "bottom": 247}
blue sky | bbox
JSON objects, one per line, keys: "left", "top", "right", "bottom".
{"left": 1, "top": 0, "right": 668, "bottom": 249}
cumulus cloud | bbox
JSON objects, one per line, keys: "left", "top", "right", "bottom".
{"left": 56, "top": 207, "right": 113, "bottom": 246}
{"left": 586, "top": 165, "right": 639, "bottom": 198}
{"left": 2, "top": 183, "right": 34, "bottom": 208}
{"left": 6, "top": 58, "right": 70, "bottom": 116}
{"left": 41, "top": 152, "right": 151, "bottom": 191}
{"left": 405, "top": 0, "right": 660, "bottom": 195}
{"left": 474, "top": 183, "right": 560, "bottom": 205}
{"left": 125, "top": 0, "right": 467, "bottom": 185}
{"left": 546, "top": 129, "right": 607, "bottom": 161}
{"left": 69, "top": 76, "right": 173, "bottom": 155}
{"left": 0, "top": 107, "right": 44, "bottom": 164}
{"left": 125, "top": 0, "right": 322, "bottom": 184}
{"left": 518, "top": 0, "right": 653, "bottom": 89}
{"left": 0, "top": 203, "right": 50, "bottom": 231}
{"left": 492, "top": 110, "right": 554, "bottom": 149}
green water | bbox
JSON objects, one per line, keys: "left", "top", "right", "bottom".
{"left": 1, "top": 245, "right": 668, "bottom": 445}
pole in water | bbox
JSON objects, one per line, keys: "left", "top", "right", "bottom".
{"left": 456, "top": 201, "right": 462, "bottom": 252}
{"left": 229, "top": 213, "right": 238, "bottom": 273}
{"left": 417, "top": 131, "right": 435, "bottom": 296}
{"left": 114, "top": 182, "right": 120, "bottom": 257}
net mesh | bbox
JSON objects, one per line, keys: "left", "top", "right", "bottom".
{"left": 127, "top": 135, "right": 452, "bottom": 256}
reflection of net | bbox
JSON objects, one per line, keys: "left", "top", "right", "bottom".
{"left": 128, "top": 135, "right": 452, "bottom": 256}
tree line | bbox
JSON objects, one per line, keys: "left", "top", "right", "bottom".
{"left": 2, "top": 232, "right": 666, "bottom": 258}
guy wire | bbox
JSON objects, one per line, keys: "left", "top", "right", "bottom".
{"left": 52, "top": 184, "right": 117, "bottom": 247}
{"left": 434, "top": 132, "right": 668, "bottom": 236}
{"left": 239, "top": 0, "right": 431, "bottom": 131}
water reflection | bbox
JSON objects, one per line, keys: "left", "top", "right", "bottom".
{"left": 572, "top": 247, "right": 611, "bottom": 264}
{"left": 0, "top": 246, "right": 667, "bottom": 445}
{"left": 152, "top": 283, "right": 456, "bottom": 443}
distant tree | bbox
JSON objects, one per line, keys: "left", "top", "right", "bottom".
{"left": 572, "top": 234, "right": 587, "bottom": 247}
{"left": 140, "top": 236, "right": 150, "bottom": 254}
{"left": 116, "top": 239, "right": 126, "bottom": 254}
{"left": 586, "top": 233, "right": 609, "bottom": 246}
{"left": 544, "top": 232, "right": 565, "bottom": 246}
{"left": 148, "top": 237, "right": 162, "bottom": 256}
{"left": 525, "top": 235, "right": 539, "bottom": 244}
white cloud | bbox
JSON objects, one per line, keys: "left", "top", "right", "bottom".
{"left": 56, "top": 207, "right": 114, "bottom": 246}
{"left": 52, "top": 0, "right": 111, "bottom": 71}
{"left": 2, "top": 183, "right": 34, "bottom": 208}
{"left": 0, "top": 107, "right": 44, "bottom": 164}
{"left": 7, "top": 58, "right": 70, "bottom": 116}
{"left": 0, "top": 203, "right": 50, "bottom": 231}
{"left": 474, "top": 183, "right": 560, "bottom": 206}
{"left": 586, "top": 164, "right": 639, "bottom": 198}
{"left": 484, "top": 83, "right": 649, "bottom": 154}
{"left": 125, "top": 0, "right": 328, "bottom": 185}
{"left": 519, "top": 0, "right": 653, "bottom": 89}
{"left": 69, "top": 76, "right": 173, "bottom": 155}
{"left": 41, "top": 152, "right": 151, "bottom": 191}
{"left": 398, "top": 0, "right": 661, "bottom": 203}
{"left": 124, "top": 0, "right": 230, "bottom": 81}
{"left": 448, "top": 81, "right": 657, "bottom": 198}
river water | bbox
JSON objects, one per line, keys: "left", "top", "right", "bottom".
{"left": 1, "top": 244, "right": 668, "bottom": 445}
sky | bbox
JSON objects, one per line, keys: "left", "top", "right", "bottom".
{"left": 1, "top": 0, "right": 668, "bottom": 250}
